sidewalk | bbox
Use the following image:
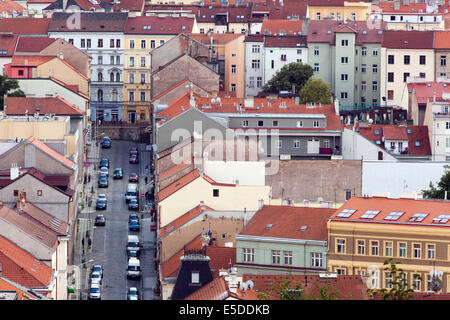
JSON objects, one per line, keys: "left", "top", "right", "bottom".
{"left": 68, "top": 141, "right": 101, "bottom": 300}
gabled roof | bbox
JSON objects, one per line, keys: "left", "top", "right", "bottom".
{"left": 0, "top": 277, "right": 48, "bottom": 300}
{"left": 26, "top": 137, "right": 76, "bottom": 170}
{"left": 9, "top": 55, "right": 55, "bottom": 67}
{"left": 157, "top": 169, "right": 200, "bottom": 202}
{"left": 161, "top": 235, "right": 203, "bottom": 278}
{"left": 0, "top": 18, "right": 51, "bottom": 35}
{"left": 184, "top": 276, "right": 230, "bottom": 300}
{"left": 408, "top": 81, "right": 450, "bottom": 104}
{"left": 238, "top": 205, "right": 335, "bottom": 241}
{"left": 0, "top": 33, "right": 18, "bottom": 57}
{"left": 15, "top": 36, "right": 57, "bottom": 53}
{"left": 158, "top": 162, "right": 193, "bottom": 182}
{"left": 0, "top": 235, "right": 53, "bottom": 288}
{"left": 261, "top": 19, "right": 302, "bottom": 36}
{"left": 382, "top": 30, "right": 434, "bottom": 49}
{"left": 382, "top": 125, "right": 408, "bottom": 140}
{"left": 0, "top": 0, "right": 25, "bottom": 14}
{"left": 108, "top": 0, "right": 144, "bottom": 12}
{"left": 5, "top": 96, "right": 83, "bottom": 117}
{"left": 19, "top": 202, "right": 69, "bottom": 235}
{"left": 376, "top": 1, "right": 428, "bottom": 14}
{"left": 48, "top": 12, "right": 128, "bottom": 32}
{"left": 125, "top": 16, "right": 195, "bottom": 35}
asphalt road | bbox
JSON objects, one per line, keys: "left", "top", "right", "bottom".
{"left": 90, "top": 139, "right": 156, "bottom": 300}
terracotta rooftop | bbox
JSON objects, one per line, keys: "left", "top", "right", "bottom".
{"left": 375, "top": 1, "right": 428, "bottom": 14}
{"left": 9, "top": 55, "right": 55, "bottom": 67}
{"left": 261, "top": 19, "right": 302, "bottom": 36}
{"left": 196, "top": 6, "right": 252, "bottom": 23}
{"left": 0, "top": 0, "right": 25, "bottom": 14}
{"left": 15, "top": 36, "right": 57, "bottom": 53}
{"left": 407, "top": 81, "right": 450, "bottom": 104}
{"left": 239, "top": 205, "right": 335, "bottom": 241}
{"left": 0, "top": 277, "right": 44, "bottom": 300}
{"left": 434, "top": 31, "right": 450, "bottom": 49}
{"left": 0, "top": 18, "right": 51, "bottom": 35}
{"left": 0, "top": 33, "right": 18, "bottom": 57}
{"left": 125, "top": 16, "right": 195, "bottom": 35}
{"left": 330, "top": 196, "right": 450, "bottom": 226}
{"left": 158, "top": 162, "right": 193, "bottom": 182}
{"left": 309, "top": 0, "right": 366, "bottom": 6}
{"left": 266, "top": 0, "right": 308, "bottom": 19}
{"left": 187, "top": 33, "right": 243, "bottom": 45}
{"left": 382, "top": 30, "right": 434, "bottom": 49}
{"left": 109, "top": 0, "right": 144, "bottom": 11}
{"left": 381, "top": 125, "right": 409, "bottom": 140}
{"left": 159, "top": 203, "right": 214, "bottom": 238}
{"left": 0, "top": 235, "right": 53, "bottom": 288}
{"left": 19, "top": 202, "right": 69, "bottom": 235}
{"left": 161, "top": 235, "right": 203, "bottom": 278}
{"left": 157, "top": 169, "right": 200, "bottom": 202}
{"left": 184, "top": 276, "right": 230, "bottom": 300}
{"left": 5, "top": 96, "right": 83, "bottom": 117}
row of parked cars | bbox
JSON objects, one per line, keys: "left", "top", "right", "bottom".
{"left": 88, "top": 264, "right": 104, "bottom": 300}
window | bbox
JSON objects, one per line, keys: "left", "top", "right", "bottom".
{"left": 314, "top": 63, "right": 319, "bottom": 72}
{"left": 37, "top": 190, "right": 42, "bottom": 196}
{"left": 388, "top": 72, "right": 394, "bottom": 82}
{"left": 140, "top": 56, "right": 146, "bottom": 67}
{"left": 252, "top": 59, "right": 260, "bottom": 69}
{"left": 159, "top": 40, "right": 165, "bottom": 46}
{"left": 351, "top": 12, "right": 356, "bottom": 20}
{"left": 97, "top": 89, "right": 103, "bottom": 102}
{"left": 150, "top": 40, "right": 155, "bottom": 49}
{"left": 293, "top": 140, "right": 300, "bottom": 148}
{"left": 13, "top": 190, "right": 18, "bottom": 197}
{"left": 81, "top": 39, "right": 85, "bottom": 48}
{"left": 341, "top": 39, "right": 348, "bottom": 47}
{"left": 323, "top": 139, "right": 330, "bottom": 148}
{"left": 110, "top": 56, "right": 115, "bottom": 65}
{"left": 427, "top": 244, "right": 435, "bottom": 259}
{"left": 271, "top": 60, "right": 275, "bottom": 69}
{"left": 413, "top": 243, "right": 421, "bottom": 258}
{"left": 191, "top": 271, "right": 200, "bottom": 284}
{"left": 388, "top": 90, "right": 394, "bottom": 100}
{"left": 248, "top": 77, "right": 254, "bottom": 88}
{"left": 256, "top": 77, "right": 262, "bottom": 88}
{"left": 297, "top": 49, "right": 302, "bottom": 55}
{"left": 110, "top": 39, "right": 115, "bottom": 48}
{"left": 419, "top": 55, "right": 426, "bottom": 65}
{"left": 337, "top": 209, "right": 355, "bottom": 218}
{"left": 129, "top": 73, "right": 134, "bottom": 84}
{"left": 404, "top": 55, "right": 410, "bottom": 65}
{"left": 357, "top": 240, "right": 365, "bottom": 255}
{"left": 341, "top": 74, "right": 348, "bottom": 81}
{"left": 340, "top": 92, "right": 348, "bottom": 99}
{"left": 361, "top": 81, "right": 367, "bottom": 91}
{"left": 385, "top": 272, "right": 393, "bottom": 289}
{"left": 316, "top": 12, "right": 321, "bottom": 20}
{"left": 372, "top": 64, "right": 378, "bottom": 73}
{"left": 372, "top": 81, "right": 378, "bottom": 91}
{"left": 272, "top": 120, "right": 278, "bottom": 127}
{"left": 384, "top": 211, "right": 404, "bottom": 220}
{"left": 129, "top": 56, "right": 135, "bottom": 67}
{"left": 372, "top": 48, "right": 378, "bottom": 56}
{"left": 116, "top": 39, "right": 120, "bottom": 47}
{"left": 385, "top": 241, "right": 393, "bottom": 257}
{"left": 115, "top": 72, "right": 120, "bottom": 82}
{"left": 314, "top": 46, "right": 319, "bottom": 56}
{"left": 399, "top": 242, "right": 407, "bottom": 257}
{"left": 213, "top": 189, "right": 219, "bottom": 197}
{"left": 252, "top": 44, "right": 260, "bottom": 53}
{"left": 242, "top": 120, "right": 248, "bottom": 127}
{"left": 140, "top": 91, "right": 145, "bottom": 102}
{"left": 116, "top": 56, "right": 120, "bottom": 65}
{"left": 243, "top": 248, "right": 254, "bottom": 262}
{"left": 129, "top": 91, "right": 134, "bottom": 102}
{"left": 409, "top": 213, "right": 428, "bottom": 222}
{"left": 341, "top": 57, "right": 348, "bottom": 64}
{"left": 388, "top": 55, "right": 394, "bottom": 64}
{"left": 371, "top": 241, "right": 379, "bottom": 256}
{"left": 419, "top": 72, "right": 426, "bottom": 78}
{"left": 68, "top": 39, "right": 74, "bottom": 45}
{"left": 231, "top": 65, "right": 236, "bottom": 73}
{"left": 311, "top": 252, "right": 323, "bottom": 267}
{"left": 98, "top": 56, "right": 103, "bottom": 65}
{"left": 200, "top": 28, "right": 205, "bottom": 33}
{"left": 403, "top": 72, "right": 410, "bottom": 83}
{"left": 413, "top": 274, "right": 421, "bottom": 291}
{"left": 441, "top": 56, "right": 447, "bottom": 67}
{"left": 360, "top": 210, "right": 380, "bottom": 219}
{"left": 313, "top": 120, "right": 320, "bottom": 128}
{"left": 336, "top": 239, "right": 346, "bottom": 253}
{"left": 296, "top": 121, "right": 303, "bottom": 128}
{"left": 231, "top": 84, "right": 236, "bottom": 92}
{"left": 110, "top": 72, "right": 115, "bottom": 82}
{"left": 86, "top": 39, "right": 91, "bottom": 48}
{"left": 129, "top": 40, "right": 135, "bottom": 48}
{"left": 140, "top": 73, "right": 145, "bottom": 84}
{"left": 345, "top": 190, "right": 352, "bottom": 200}
{"left": 362, "top": 47, "right": 367, "bottom": 56}
{"left": 271, "top": 250, "right": 281, "bottom": 264}
{"left": 284, "top": 251, "right": 293, "bottom": 265}
{"left": 98, "top": 72, "right": 103, "bottom": 82}
{"left": 140, "top": 40, "right": 146, "bottom": 49}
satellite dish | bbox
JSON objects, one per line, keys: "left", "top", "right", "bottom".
{"left": 246, "top": 280, "right": 254, "bottom": 290}
{"left": 239, "top": 282, "right": 246, "bottom": 292}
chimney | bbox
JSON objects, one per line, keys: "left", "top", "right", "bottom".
{"left": 258, "top": 199, "right": 264, "bottom": 210}
{"left": 10, "top": 163, "right": 19, "bottom": 180}
{"left": 334, "top": 98, "right": 340, "bottom": 115}
{"left": 394, "top": 1, "right": 400, "bottom": 10}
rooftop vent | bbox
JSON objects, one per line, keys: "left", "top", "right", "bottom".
{"left": 265, "top": 224, "right": 273, "bottom": 229}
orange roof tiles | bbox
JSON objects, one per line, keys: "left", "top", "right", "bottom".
{"left": 187, "top": 33, "right": 243, "bottom": 45}
{"left": 0, "top": 18, "right": 51, "bottom": 35}
{"left": 26, "top": 137, "right": 76, "bottom": 169}
{"left": 382, "top": 30, "right": 434, "bottom": 49}
{"left": 382, "top": 125, "right": 408, "bottom": 140}
{"left": 10, "top": 55, "right": 55, "bottom": 67}
{"left": 5, "top": 96, "right": 83, "bottom": 117}
{"left": 0, "top": 235, "right": 53, "bottom": 288}
{"left": 376, "top": 1, "right": 427, "bottom": 13}
{"left": 15, "top": 36, "right": 57, "bottom": 53}
{"left": 184, "top": 276, "right": 229, "bottom": 300}
{"left": 330, "top": 196, "right": 450, "bottom": 226}
{"left": 407, "top": 81, "right": 450, "bottom": 104}
{"left": 239, "top": 205, "right": 335, "bottom": 241}
{"left": 0, "top": 33, "right": 18, "bottom": 57}
{"left": 161, "top": 235, "right": 203, "bottom": 278}
{"left": 0, "top": 0, "right": 25, "bottom": 14}
{"left": 261, "top": 19, "right": 302, "bottom": 36}
{"left": 125, "top": 16, "right": 195, "bottom": 34}
{"left": 0, "top": 278, "right": 42, "bottom": 300}
{"left": 158, "top": 162, "right": 193, "bottom": 182}
{"left": 434, "top": 31, "right": 450, "bottom": 49}
{"left": 157, "top": 169, "right": 200, "bottom": 202}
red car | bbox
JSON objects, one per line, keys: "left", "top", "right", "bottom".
{"left": 129, "top": 154, "right": 139, "bottom": 164}
{"left": 129, "top": 173, "right": 139, "bottom": 183}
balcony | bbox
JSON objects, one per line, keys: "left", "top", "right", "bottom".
{"left": 319, "top": 147, "right": 332, "bottom": 155}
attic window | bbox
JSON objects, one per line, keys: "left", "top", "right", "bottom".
{"left": 415, "top": 141, "right": 421, "bottom": 147}
{"left": 360, "top": 210, "right": 380, "bottom": 219}
{"left": 191, "top": 271, "right": 200, "bottom": 284}
{"left": 374, "top": 129, "right": 380, "bottom": 136}
{"left": 266, "top": 224, "right": 273, "bottom": 229}
{"left": 213, "top": 189, "right": 219, "bottom": 197}
{"left": 299, "top": 226, "right": 307, "bottom": 231}
{"left": 409, "top": 213, "right": 428, "bottom": 222}
{"left": 337, "top": 209, "right": 356, "bottom": 218}
{"left": 384, "top": 211, "right": 404, "bottom": 221}
{"left": 433, "top": 215, "right": 450, "bottom": 224}
{"left": 407, "top": 128, "right": 412, "bottom": 134}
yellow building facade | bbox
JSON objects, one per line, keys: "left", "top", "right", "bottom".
{"left": 308, "top": 1, "right": 371, "bottom": 21}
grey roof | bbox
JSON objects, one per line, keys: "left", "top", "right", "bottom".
{"left": 48, "top": 12, "right": 128, "bottom": 32}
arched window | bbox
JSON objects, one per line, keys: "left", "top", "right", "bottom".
{"left": 112, "top": 89, "right": 118, "bottom": 102}
{"left": 98, "top": 72, "right": 103, "bottom": 82}
{"left": 116, "top": 72, "right": 120, "bottom": 82}
{"left": 110, "top": 72, "right": 114, "bottom": 82}
{"left": 97, "top": 89, "right": 103, "bottom": 102}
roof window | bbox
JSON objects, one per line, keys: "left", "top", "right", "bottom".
{"left": 360, "top": 210, "right": 380, "bottom": 219}
{"left": 408, "top": 213, "right": 428, "bottom": 222}
{"left": 337, "top": 209, "right": 356, "bottom": 218}
{"left": 384, "top": 211, "right": 404, "bottom": 221}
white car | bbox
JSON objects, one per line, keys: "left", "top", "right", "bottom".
{"left": 97, "top": 194, "right": 107, "bottom": 203}
{"left": 90, "top": 271, "right": 102, "bottom": 285}
{"left": 99, "top": 167, "right": 109, "bottom": 177}
{"left": 89, "top": 283, "right": 101, "bottom": 300}
{"left": 127, "top": 287, "right": 139, "bottom": 300}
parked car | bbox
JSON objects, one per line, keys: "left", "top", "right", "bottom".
{"left": 127, "top": 287, "right": 139, "bottom": 300}
{"left": 91, "top": 265, "right": 103, "bottom": 279}
{"left": 129, "top": 218, "right": 140, "bottom": 231}
{"left": 98, "top": 176, "right": 108, "bottom": 188}
{"left": 90, "top": 271, "right": 102, "bottom": 285}
{"left": 99, "top": 166, "right": 109, "bottom": 177}
{"left": 113, "top": 168, "right": 123, "bottom": 179}
{"left": 99, "top": 158, "right": 109, "bottom": 168}
{"left": 88, "top": 283, "right": 101, "bottom": 300}
{"left": 95, "top": 199, "right": 107, "bottom": 210}
{"left": 129, "top": 154, "right": 139, "bottom": 164}
{"left": 98, "top": 194, "right": 107, "bottom": 203}
{"left": 129, "top": 147, "right": 139, "bottom": 156}
{"left": 128, "top": 199, "right": 139, "bottom": 211}
{"left": 101, "top": 136, "right": 111, "bottom": 149}
{"left": 127, "top": 249, "right": 139, "bottom": 258}
{"left": 128, "top": 213, "right": 139, "bottom": 222}
{"left": 94, "top": 214, "right": 106, "bottom": 226}
{"left": 128, "top": 173, "right": 139, "bottom": 183}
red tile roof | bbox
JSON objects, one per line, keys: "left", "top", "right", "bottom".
{"left": 242, "top": 274, "right": 366, "bottom": 299}
{"left": 434, "top": 31, "right": 450, "bottom": 49}
{"left": 157, "top": 169, "right": 200, "bottom": 202}
{"left": 382, "top": 125, "right": 408, "bottom": 140}
{"left": 15, "top": 36, "right": 57, "bottom": 53}
{"left": 19, "top": 202, "right": 69, "bottom": 235}
{"left": 376, "top": 1, "right": 427, "bottom": 13}
{"left": 158, "top": 162, "right": 193, "bottom": 182}
{"left": 330, "top": 196, "right": 450, "bottom": 226}
{"left": 196, "top": 6, "right": 252, "bottom": 23}
{"left": 266, "top": 0, "right": 308, "bottom": 19}
{"left": 0, "top": 278, "right": 43, "bottom": 299}
{"left": 159, "top": 204, "right": 214, "bottom": 238}
{"left": 9, "top": 55, "right": 55, "bottom": 67}
{"left": 309, "top": 0, "right": 365, "bottom": 6}
{"left": 125, "top": 16, "right": 195, "bottom": 34}
{"left": 160, "top": 235, "right": 203, "bottom": 278}
{"left": 109, "top": 0, "right": 144, "bottom": 11}
{"left": 0, "top": 18, "right": 51, "bottom": 35}
{"left": 187, "top": 33, "right": 243, "bottom": 45}
{"left": 0, "top": 235, "right": 53, "bottom": 288}
{"left": 408, "top": 81, "right": 450, "bottom": 104}
{"left": 0, "top": 33, "right": 18, "bottom": 57}
{"left": 48, "top": 12, "right": 128, "bottom": 32}
{"left": 261, "top": 19, "right": 302, "bottom": 36}
{"left": 239, "top": 205, "right": 335, "bottom": 241}
{"left": 382, "top": 30, "right": 434, "bottom": 49}
{"left": 264, "top": 35, "right": 307, "bottom": 48}
{"left": 5, "top": 96, "right": 83, "bottom": 117}
{"left": 0, "top": 0, "right": 25, "bottom": 14}
{"left": 26, "top": 136, "right": 76, "bottom": 169}
{"left": 184, "top": 276, "right": 230, "bottom": 300}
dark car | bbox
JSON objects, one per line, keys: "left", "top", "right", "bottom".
{"left": 128, "top": 199, "right": 139, "bottom": 211}
{"left": 101, "top": 136, "right": 111, "bottom": 148}
{"left": 94, "top": 214, "right": 106, "bottom": 226}
{"left": 129, "top": 213, "right": 139, "bottom": 222}
{"left": 127, "top": 249, "right": 139, "bottom": 258}
{"left": 129, "top": 147, "right": 139, "bottom": 156}
{"left": 128, "top": 173, "right": 139, "bottom": 183}
{"left": 95, "top": 199, "right": 107, "bottom": 210}
{"left": 129, "top": 219, "right": 140, "bottom": 231}
{"left": 99, "top": 158, "right": 109, "bottom": 168}
{"left": 113, "top": 168, "right": 123, "bottom": 179}
{"left": 129, "top": 154, "right": 139, "bottom": 164}
{"left": 98, "top": 176, "right": 108, "bottom": 188}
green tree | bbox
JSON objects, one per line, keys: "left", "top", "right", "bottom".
{"left": 299, "top": 78, "right": 332, "bottom": 104}
{"left": 262, "top": 62, "right": 313, "bottom": 94}
{"left": 367, "top": 259, "right": 418, "bottom": 300}
{"left": 422, "top": 165, "right": 450, "bottom": 200}
{"left": 0, "top": 75, "right": 26, "bottom": 109}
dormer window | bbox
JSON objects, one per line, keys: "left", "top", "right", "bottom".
{"left": 191, "top": 271, "right": 200, "bottom": 284}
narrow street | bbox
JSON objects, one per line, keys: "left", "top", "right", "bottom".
{"left": 81, "top": 139, "right": 156, "bottom": 300}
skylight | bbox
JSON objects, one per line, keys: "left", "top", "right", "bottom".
{"left": 432, "top": 215, "right": 450, "bottom": 224}
{"left": 360, "top": 210, "right": 380, "bottom": 219}
{"left": 409, "top": 213, "right": 428, "bottom": 222}
{"left": 374, "top": 129, "right": 380, "bottom": 136}
{"left": 384, "top": 211, "right": 404, "bottom": 221}
{"left": 407, "top": 128, "right": 412, "bottom": 134}
{"left": 337, "top": 209, "right": 356, "bottom": 218}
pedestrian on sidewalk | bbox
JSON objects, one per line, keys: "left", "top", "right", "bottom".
{"left": 88, "top": 237, "right": 92, "bottom": 248}
{"left": 81, "top": 238, "right": 84, "bottom": 248}
{"left": 88, "top": 174, "right": 91, "bottom": 183}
